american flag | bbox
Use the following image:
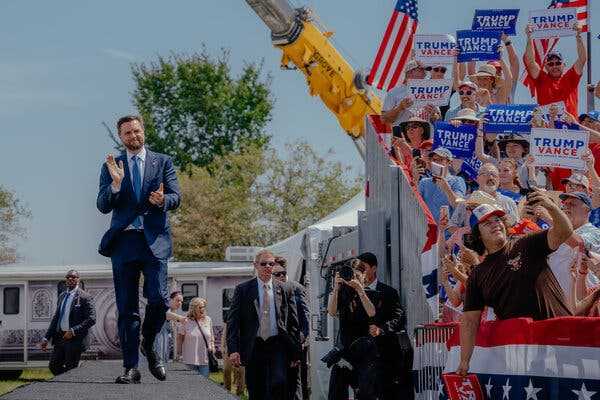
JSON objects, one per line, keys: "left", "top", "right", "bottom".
{"left": 367, "top": 0, "right": 419, "bottom": 92}
{"left": 523, "top": 0, "right": 589, "bottom": 96}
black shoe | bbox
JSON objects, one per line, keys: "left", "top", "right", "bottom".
{"left": 115, "top": 368, "right": 141, "bottom": 384}
{"left": 143, "top": 339, "right": 166, "bottom": 381}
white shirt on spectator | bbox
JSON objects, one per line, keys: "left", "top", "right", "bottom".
{"left": 59, "top": 286, "right": 78, "bottom": 332}
{"left": 548, "top": 223, "right": 600, "bottom": 297}
{"left": 383, "top": 84, "right": 413, "bottom": 126}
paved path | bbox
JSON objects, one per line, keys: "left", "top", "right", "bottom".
{"left": 0, "top": 360, "right": 239, "bottom": 400}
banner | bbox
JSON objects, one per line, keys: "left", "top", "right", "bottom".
{"left": 433, "top": 122, "right": 477, "bottom": 159}
{"left": 530, "top": 128, "right": 589, "bottom": 170}
{"left": 407, "top": 79, "right": 453, "bottom": 107}
{"left": 456, "top": 30, "right": 501, "bottom": 62}
{"left": 537, "top": 101, "right": 566, "bottom": 124}
{"left": 444, "top": 318, "right": 600, "bottom": 399}
{"left": 529, "top": 8, "right": 578, "bottom": 39}
{"left": 472, "top": 9, "right": 519, "bottom": 35}
{"left": 442, "top": 374, "right": 484, "bottom": 400}
{"left": 414, "top": 34, "right": 457, "bottom": 65}
{"left": 484, "top": 104, "right": 537, "bottom": 134}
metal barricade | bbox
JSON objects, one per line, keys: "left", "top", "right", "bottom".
{"left": 413, "top": 323, "right": 457, "bottom": 400}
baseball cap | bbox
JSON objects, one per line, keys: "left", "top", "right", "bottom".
{"left": 469, "top": 204, "right": 506, "bottom": 229}
{"left": 581, "top": 110, "right": 600, "bottom": 123}
{"left": 560, "top": 191, "right": 593, "bottom": 209}
{"left": 545, "top": 51, "right": 563, "bottom": 62}
{"left": 561, "top": 173, "right": 590, "bottom": 190}
{"left": 405, "top": 59, "right": 424, "bottom": 74}
{"left": 430, "top": 147, "right": 454, "bottom": 160}
{"left": 470, "top": 64, "right": 497, "bottom": 79}
{"left": 458, "top": 81, "right": 478, "bottom": 91}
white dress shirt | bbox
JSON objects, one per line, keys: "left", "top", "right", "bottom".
{"left": 366, "top": 279, "right": 378, "bottom": 291}
{"left": 257, "top": 278, "right": 277, "bottom": 338}
{"left": 111, "top": 147, "right": 147, "bottom": 230}
{"left": 59, "top": 286, "right": 79, "bottom": 333}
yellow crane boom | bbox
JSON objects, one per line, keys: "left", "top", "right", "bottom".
{"left": 245, "top": 0, "right": 382, "bottom": 152}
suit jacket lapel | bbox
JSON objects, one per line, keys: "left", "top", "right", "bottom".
{"left": 119, "top": 153, "right": 134, "bottom": 200}
{"left": 249, "top": 278, "right": 259, "bottom": 319}
{"left": 141, "top": 150, "right": 157, "bottom": 199}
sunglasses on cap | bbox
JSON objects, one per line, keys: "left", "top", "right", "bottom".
{"left": 432, "top": 67, "right": 447, "bottom": 73}
{"left": 459, "top": 90, "right": 473, "bottom": 96}
{"left": 272, "top": 271, "right": 287, "bottom": 278}
{"left": 259, "top": 261, "right": 276, "bottom": 267}
{"left": 546, "top": 61, "right": 562, "bottom": 67}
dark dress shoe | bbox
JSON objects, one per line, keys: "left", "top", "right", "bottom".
{"left": 143, "top": 339, "right": 166, "bottom": 381}
{"left": 115, "top": 368, "right": 141, "bottom": 384}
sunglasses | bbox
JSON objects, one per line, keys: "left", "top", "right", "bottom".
{"left": 432, "top": 67, "right": 447, "bottom": 73}
{"left": 259, "top": 262, "right": 276, "bottom": 267}
{"left": 459, "top": 90, "right": 473, "bottom": 96}
{"left": 546, "top": 61, "right": 562, "bottom": 67}
{"left": 460, "top": 119, "right": 479, "bottom": 125}
{"left": 407, "top": 123, "right": 422, "bottom": 130}
{"left": 65, "top": 275, "right": 79, "bottom": 279}
{"left": 272, "top": 271, "right": 287, "bottom": 277}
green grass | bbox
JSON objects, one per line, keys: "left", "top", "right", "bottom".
{"left": 0, "top": 369, "right": 53, "bottom": 396}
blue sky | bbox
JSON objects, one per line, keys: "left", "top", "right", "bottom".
{"left": 1, "top": 0, "right": 598, "bottom": 265}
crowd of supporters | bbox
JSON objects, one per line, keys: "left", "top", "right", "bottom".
{"left": 382, "top": 21, "right": 600, "bottom": 326}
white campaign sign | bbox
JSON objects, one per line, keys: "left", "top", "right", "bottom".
{"left": 529, "top": 8, "right": 578, "bottom": 39}
{"left": 530, "top": 128, "right": 589, "bottom": 170}
{"left": 407, "top": 79, "right": 453, "bottom": 107}
{"left": 414, "top": 34, "right": 457, "bottom": 65}
{"left": 537, "top": 101, "right": 566, "bottom": 123}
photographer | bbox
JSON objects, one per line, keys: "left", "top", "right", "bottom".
{"left": 326, "top": 262, "right": 378, "bottom": 400}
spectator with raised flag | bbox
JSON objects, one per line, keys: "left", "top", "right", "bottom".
{"left": 418, "top": 147, "right": 466, "bottom": 222}
{"left": 524, "top": 22, "right": 586, "bottom": 117}
{"left": 457, "top": 194, "right": 574, "bottom": 376}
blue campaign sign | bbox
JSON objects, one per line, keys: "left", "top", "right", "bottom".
{"left": 432, "top": 122, "right": 477, "bottom": 159}
{"left": 456, "top": 30, "right": 502, "bottom": 62}
{"left": 472, "top": 9, "right": 520, "bottom": 35}
{"left": 484, "top": 104, "right": 537, "bottom": 134}
{"left": 462, "top": 155, "right": 483, "bottom": 180}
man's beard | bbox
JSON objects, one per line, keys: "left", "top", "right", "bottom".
{"left": 125, "top": 141, "right": 144, "bottom": 152}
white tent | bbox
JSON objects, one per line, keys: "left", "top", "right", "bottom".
{"left": 268, "top": 192, "right": 365, "bottom": 280}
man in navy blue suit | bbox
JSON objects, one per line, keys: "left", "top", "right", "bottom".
{"left": 97, "top": 115, "right": 181, "bottom": 384}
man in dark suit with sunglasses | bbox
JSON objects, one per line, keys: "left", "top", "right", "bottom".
{"left": 41, "top": 270, "right": 96, "bottom": 376}
{"left": 226, "top": 250, "right": 301, "bottom": 400}
{"left": 273, "top": 256, "right": 310, "bottom": 400}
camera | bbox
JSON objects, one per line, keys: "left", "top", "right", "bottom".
{"left": 338, "top": 262, "right": 354, "bottom": 281}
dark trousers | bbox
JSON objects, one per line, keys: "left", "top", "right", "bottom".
{"left": 48, "top": 333, "right": 84, "bottom": 376}
{"left": 328, "top": 365, "right": 354, "bottom": 400}
{"left": 245, "top": 336, "right": 288, "bottom": 400}
{"left": 300, "top": 346, "right": 310, "bottom": 400}
{"left": 111, "top": 231, "right": 169, "bottom": 369}
{"left": 288, "top": 345, "right": 309, "bottom": 400}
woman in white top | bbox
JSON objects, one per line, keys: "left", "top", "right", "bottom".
{"left": 176, "top": 297, "right": 215, "bottom": 377}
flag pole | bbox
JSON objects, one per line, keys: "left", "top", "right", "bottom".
{"left": 586, "top": 1, "right": 594, "bottom": 112}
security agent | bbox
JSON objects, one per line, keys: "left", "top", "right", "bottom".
{"left": 40, "top": 270, "right": 96, "bottom": 376}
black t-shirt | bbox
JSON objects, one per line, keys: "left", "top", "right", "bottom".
{"left": 464, "top": 231, "right": 572, "bottom": 320}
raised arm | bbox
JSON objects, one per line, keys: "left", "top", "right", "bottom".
{"left": 502, "top": 33, "right": 520, "bottom": 95}
{"left": 528, "top": 191, "right": 574, "bottom": 250}
{"left": 524, "top": 24, "right": 541, "bottom": 80}
{"left": 495, "top": 47, "right": 513, "bottom": 104}
{"left": 573, "top": 23, "right": 587, "bottom": 75}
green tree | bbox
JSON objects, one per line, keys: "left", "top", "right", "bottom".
{"left": 172, "top": 145, "right": 267, "bottom": 261}
{"left": 113, "top": 50, "right": 273, "bottom": 171}
{"left": 253, "top": 140, "right": 362, "bottom": 243}
{"left": 0, "top": 186, "right": 30, "bottom": 265}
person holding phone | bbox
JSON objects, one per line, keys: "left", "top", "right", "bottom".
{"left": 457, "top": 195, "right": 574, "bottom": 377}
{"left": 418, "top": 147, "right": 466, "bottom": 222}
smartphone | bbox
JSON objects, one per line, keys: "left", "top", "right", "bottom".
{"left": 440, "top": 205, "right": 449, "bottom": 221}
{"left": 412, "top": 148, "right": 421, "bottom": 158}
{"left": 392, "top": 125, "right": 402, "bottom": 138}
{"left": 431, "top": 161, "right": 444, "bottom": 178}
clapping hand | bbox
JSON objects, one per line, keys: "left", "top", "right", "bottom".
{"left": 149, "top": 183, "right": 165, "bottom": 207}
{"left": 106, "top": 154, "right": 125, "bottom": 191}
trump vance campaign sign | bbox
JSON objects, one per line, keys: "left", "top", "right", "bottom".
{"left": 484, "top": 104, "right": 537, "bottom": 134}
{"left": 529, "top": 8, "right": 578, "bottom": 39}
{"left": 472, "top": 9, "right": 519, "bottom": 35}
{"left": 408, "top": 79, "right": 453, "bottom": 107}
{"left": 456, "top": 30, "right": 502, "bottom": 62}
{"left": 414, "top": 34, "right": 457, "bottom": 65}
{"left": 433, "top": 122, "right": 477, "bottom": 159}
{"left": 530, "top": 127, "right": 589, "bottom": 170}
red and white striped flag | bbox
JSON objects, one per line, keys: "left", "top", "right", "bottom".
{"left": 367, "top": 0, "right": 419, "bottom": 92}
{"left": 523, "top": 0, "right": 589, "bottom": 97}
